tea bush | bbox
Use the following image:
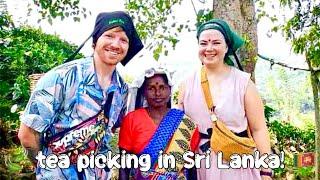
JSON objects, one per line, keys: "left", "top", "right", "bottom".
{"left": 0, "top": 14, "right": 83, "bottom": 124}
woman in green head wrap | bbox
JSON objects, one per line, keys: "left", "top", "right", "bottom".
{"left": 196, "top": 19, "right": 245, "bottom": 68}
{"left": 177, "top": 19, "right": 272, "bottom": 180}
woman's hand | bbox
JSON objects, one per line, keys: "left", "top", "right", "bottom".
{"left": 175, "top": 82, "right": 186, "bottom": 110}
{"left": 260, "top": 168, "right": 273, "bottom": 180}
{"left": 118, "top": 148, "right": 131, "bottom": 180}
{"left": 261, "top": 175, "right": 273, "bottom": 180}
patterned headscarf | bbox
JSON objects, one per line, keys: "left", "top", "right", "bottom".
{"left": 127, "top": 65, "right": 174, "bottom": 113}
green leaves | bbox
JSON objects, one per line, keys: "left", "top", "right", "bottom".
{"left": 196, "top": 9, "right": 213, "bottom": 27}
{"left": 7, "top": 162, "right": 22, "bottom": 174}
{"left": 153, "top": 44, "right": 163, "bottom": 61}
{"left": 0, "top": 147, "right": 34, "bottom": 176}
{"left": 269, "top": 119, "right": 315, "bottom": 178}
{"left": 264, "top": 105, "right": 276, "bottom": 122}
{"left": 32, "top": 0, "right": 88, "bottom": 23}
{"left": 12, "top": 75, "right": 29, "bottom": 102}
{"left": 277, "top": 0, "right": 320, "bottom": 70}
{"left": 0, "top": 14, "right": 83, "bottom": 122}
{"left": 29, "top": 0, "right": 190, "bottom": 61}
{"left": 125, "top": 0, "right": 187, "bottom": 61}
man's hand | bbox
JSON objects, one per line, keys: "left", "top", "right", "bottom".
{"left": 18, "top": 123, "right": 41, "bottom": 166}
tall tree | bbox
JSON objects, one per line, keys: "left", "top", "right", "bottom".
{"left": 212, "top": 0, "right": 258, "bottom": 80}
{"left": 261, "top": 0, "right": 319, "bottom": 178}
{"left": 282, "top": 1, "right": 319, "bottom": 178}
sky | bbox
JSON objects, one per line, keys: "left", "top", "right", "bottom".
{"left": 6, "top": 0, "right": 307, "bottom": 87}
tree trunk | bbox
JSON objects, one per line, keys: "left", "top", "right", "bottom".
{"left": 212, "top": 0, "right": 258, "bottom": 81}
{"left": 306, "top": 57, "right": 320, "bottom": 179}
{"left": 312, "top": 74, "right": 320, "bottom": 180}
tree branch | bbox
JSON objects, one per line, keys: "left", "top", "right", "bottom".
{"left": 257, "top": 53, "right": 311, "bottom": 72}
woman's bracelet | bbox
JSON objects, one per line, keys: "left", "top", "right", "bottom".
{"left": 260, "top": 170, "right": 273, "bottom": 177}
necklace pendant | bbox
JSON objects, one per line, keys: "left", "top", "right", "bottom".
{"left": 210, "top": 114, "right": 218, "bottom": 122}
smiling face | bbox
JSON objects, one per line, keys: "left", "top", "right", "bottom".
{"left": 93, "top": 27, "right": 129, "bottom": 66}
{"left": 198, "top": 29, "right": 228, "bottom": 67}
{"left": 143, "top": 74, "right": 171, "bottom": 109}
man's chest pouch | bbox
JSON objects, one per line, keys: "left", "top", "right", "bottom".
{"left": 45, "top": 92, "right": 114, "bottom": 164}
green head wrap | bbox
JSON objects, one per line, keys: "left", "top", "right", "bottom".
{"left": 196, "top": 19, "right": 244, "bottom": 66}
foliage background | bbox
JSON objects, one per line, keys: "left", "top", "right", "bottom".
{"left": 0, "top": 0, "right": 318, "bottom": 179}
{"left": 0, "top": 14, "right": 83, "bottom": 124}
{"left": 0, "top": 14, "right": 84, "bottom": 178}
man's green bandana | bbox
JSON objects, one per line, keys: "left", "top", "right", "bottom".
{"left": 197, "top": 19, "right": 244, "bottom": 65}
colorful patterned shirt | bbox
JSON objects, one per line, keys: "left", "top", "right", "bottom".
{"left": 21, "top": 57, "right": 128, "bottom": 180}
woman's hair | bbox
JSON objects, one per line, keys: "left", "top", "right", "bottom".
{"left": 135, "top": 74, "right": 171, "bottom": 108}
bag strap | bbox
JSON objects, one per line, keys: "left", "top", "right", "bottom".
{"left": 104, "top": 91, "right": 114, "bottom": 119}
{"left": 141, "top": 109, "right": 184, "bottom": 169}
{"left": 200, "top": 66, "right": 252, "bottom": 137}
{"left": 63, "top": 32, "right": 93, "bottom": 63}
{"left": 232, "top": 51, "right": 244, "bottom": 71}
{"left": 200, "top": 66, "right": 214, "bottom": 112}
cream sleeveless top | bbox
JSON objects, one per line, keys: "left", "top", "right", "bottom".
{"left": 183, "top": 66, "right": 250, "bottom": 134}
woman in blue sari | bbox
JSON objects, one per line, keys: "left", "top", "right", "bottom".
{"left": 119, "top": 66, "right": 200, "bottom": 180}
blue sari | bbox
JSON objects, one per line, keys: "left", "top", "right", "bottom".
{"left": 134, "top": 109, "right": 198, "bottom": 180}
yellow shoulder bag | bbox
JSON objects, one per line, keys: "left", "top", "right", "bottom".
{"left": 201, "top": 66, "right": 256, "bottom": 161}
